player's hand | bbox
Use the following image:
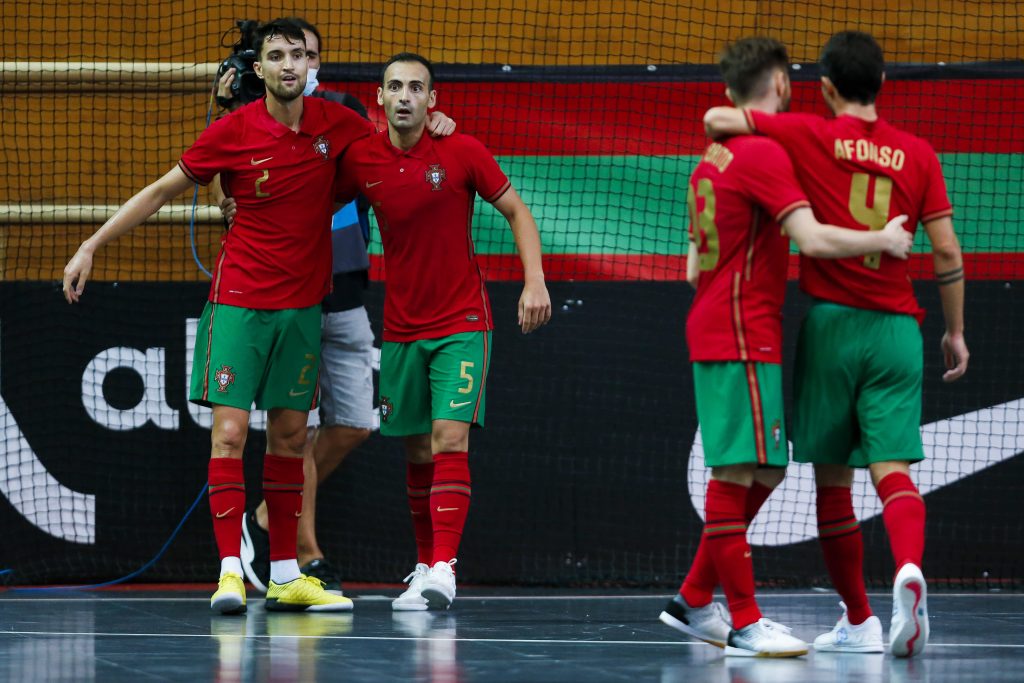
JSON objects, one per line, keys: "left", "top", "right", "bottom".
{"left": 219, "top": 195, "right": 238, "bottom": 227}
{"left": 518, "top": 278, "right": 551, "bottom": 334}
{"left": 217, "top": 68, "right": 236, "bottom": 100}
{"left": 940, "top": 331, "right": 969, "bottom": 382}
{"left": 426, "top": 110, "right": 456, "bottom": 137}
{"left": 880, "top": 214, "right": 913, "bottom": 259}
{"left": 62, "top": 245, "right": 95, "bottom": 304}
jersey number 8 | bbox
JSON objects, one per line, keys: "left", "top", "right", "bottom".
{"left": 687, "top": 178, "right": 719, "bottom": 271}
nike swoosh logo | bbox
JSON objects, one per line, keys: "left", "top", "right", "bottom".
{"left": 365, "top": 180, "right": 383, "bottom": 188}
{"left": 251, "top": 156, "right": 273, "bottom": 165}
{"left": 688, "top": 397, "right": 1024, "bottom": 547}
{"left": 436, "top": 506, "right": 459, "bottom": 512}
{"left": 449, "top": 400, "right": 472, "bottom": 409}
{"left": 215, "top": 507, "right": 235, "bottom": 519}
{"left": 289, "top": 389, "right": 309, "bottom": 397}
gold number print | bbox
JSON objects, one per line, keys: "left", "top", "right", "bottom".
{"left": 255, "top": 170, "right": 271, "bottom": 198}
{"left": 687, "top": 178, "right": 719, "bottom": 271}
{"left": 297, "top": 353, "right": 316, "bottom": 385}
{"left": 848, "top": 173, "right": 893, "bottom": 269}
{"left": 458, "top": 361, "right": 475, "bottom": 394}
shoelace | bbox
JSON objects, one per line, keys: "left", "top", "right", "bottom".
{"left": 759, "top": 618, "right": 793, "bottom": 634}
{"left": 403, "top": 567, "right": 427, "bottom": 584}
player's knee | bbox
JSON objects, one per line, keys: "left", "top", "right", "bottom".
{"left": 212, "top": 419, "right": 247, "bottom": 456}
{"left": 755, "top": 467, "right": 786, "bottom": 489}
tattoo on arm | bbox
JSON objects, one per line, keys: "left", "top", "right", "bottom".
{"left": 936, "top": 266, "right": 964, "bottom": 286}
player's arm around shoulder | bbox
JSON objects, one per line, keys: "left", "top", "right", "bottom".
{"left": 63, "top": 165, "right": 194, "bottom": 303}
{"left": 924, "top": 215, "right": 969, "bottom": 381}
{"left": 783, "top": 208, "right": 912, "bottom": 260}
{"left": 491, "top": 186, "right": 551, "bottom": 334}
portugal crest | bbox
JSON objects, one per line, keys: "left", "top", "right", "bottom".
{"left": 313, "top": 135, "right": 330, "bottom": 160}
{"left": 379, "top": 396, "right": 394, "bottom": 423}
{"left": 214, "top": 365, "right": 236, "bottom": 393}
{"left": 425, "top": 164, "right": 446, "bottom": 191}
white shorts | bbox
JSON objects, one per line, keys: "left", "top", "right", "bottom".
{"left": 307, "top": 306, "right": 376, "bottom": 430}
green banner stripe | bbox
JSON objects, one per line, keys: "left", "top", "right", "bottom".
{"left": 368, "top": 154, "right": 1023, "bottom": 255}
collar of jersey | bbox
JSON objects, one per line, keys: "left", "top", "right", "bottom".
{"left": 254, "top": 96, "right": 325, "bottom": 139}
{"left": 379, "top": 128, "right": 435, "bottom": 159}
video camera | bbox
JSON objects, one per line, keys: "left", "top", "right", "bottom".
{"left": 216, "top": 20, "right": 265, "bottom": 105}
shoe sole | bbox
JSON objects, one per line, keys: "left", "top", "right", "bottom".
{"left": 724, "top": 645, "right": 808, "bottom": 658}
{"left": 813, "top": 643, "right": 884, "bottom": 654}
{"left": 392, "top": 600, "right": 429, "bottom": 611}
{"left": 265, "top": 598, "right": 354, "bottom": 612}
{"left": 240, "top": 517, "right": 268, "bottom": 594}
{"left": 211, "top": 595, "right": 247, "bottom": 615}
{"left": 658, "top": 610, "right": 726, "bottom": 648}
{"left": 890, "top": 570, "right": 929, "bottom": 657}
{"left": 420, "top": 587, "right": 453, "bottom": 610}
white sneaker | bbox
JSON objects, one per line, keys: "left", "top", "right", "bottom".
{"left": 420, "top": 559, "right": 457, "bottom": 610}
{"left": 890, "top": 563, "right": 929, "bottom": 657}
{"left": 392, "top": 563, "right": 431, "bottom": 611}
{"left": 725, "top": 618, "right": 809, "bottom": 658}
{"left": 659, "top": 595, "right": 732, "bottom": 648}
{"left": 813, "top": 602, "right": 884, "bottom": 653}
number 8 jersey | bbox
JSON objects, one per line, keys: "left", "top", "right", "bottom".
{"left": 746, "top": 110, "right": 953, "bottom": 323}
{"left": 686, "top": 136, "right": 810, "bottom": 364}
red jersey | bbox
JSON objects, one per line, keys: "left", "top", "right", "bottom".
{"left": 686, "top": 136, "right": 810, "bottom": 363}
{"left": 179, "top": 97, "right": 374, "bottom": 309}
{"left": 336, "top": 131, "right": 511, "bottom": 342}
{"left": 747, "top": 110, "right": 953, "bottom": 322}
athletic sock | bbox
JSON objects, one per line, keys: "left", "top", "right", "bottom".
{"left": 263, "top": 454, "right": 304, "bottom": 562}
{"left": 220, "top": 556, "right": 243, "bottom": 578}
{"left": 703, "top": 479, "right": 761, "bottom": 629}
{"left": 876, "top": 472, "right": 926, "bottom": 574}
{"left": 430, "top": 451, "right": 471, "bottom": 565}
{"left": 270, "top": 559, "right": 301, "bottom": 585}
{"left": 817, "top": 486, "right": 872, "bottom": 624}
{"left": 407, "top": 461, "right": 435, "bottom": 565}
{"left": 208, "top": 457, "right": 245, "bottom": 561}
{"left": 680, "top": 481, "right": 774, "bottom": 607}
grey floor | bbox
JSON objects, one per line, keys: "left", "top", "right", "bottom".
{"left": 1, "top": 588, "right": 1022, "bottom": 682}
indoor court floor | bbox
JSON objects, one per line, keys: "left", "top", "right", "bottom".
{"left": 1, "top": 588, "right": 1022, "bottom": 682}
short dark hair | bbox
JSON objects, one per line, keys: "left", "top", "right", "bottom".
{"left": 381, "top": 52, "right": 435, "bottom": 89}
{"left": 819, "top": 31, "right": 884, "bottom": 104}
{"left": 718, "top": 37, "right": 789, "bottom": 104}
{"left": 253, "top": 18, "right": 306, "bottom": 59}
{"left": 286, "top": 17, "right": 324, "bottom": 55}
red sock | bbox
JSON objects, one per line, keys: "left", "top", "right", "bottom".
{"left": 876, "top": 472, "right": 926, "bottom": 573}
{"left": 681, "top": 481, "right": 774, "bottom": 607}
{"left": 817, "top": 486, "right": 872, "bottom": 624}
{"left": 263, "top": 454, "right": 304, "bottom": 561}
{"left": 430, "top": 451, "right": 471, "bottom": 565}
{"left": 208, "top": 458, "right": 245, "bottom": 560}
{"left": 407, "top": 461, "right": 435, "bottom": 565}
{"left": 703, "top": 479, "right": 761, "bottom": 629}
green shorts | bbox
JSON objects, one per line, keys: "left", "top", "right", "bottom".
{"left": 792, "top": 302, "right": 924, "bottom": 467}
{"left": 693, "top": 361, "right": 787, "bottom": 468}
{"left": 378, "top": 331, "right": 491, "bottom": 437}
{"left": 189, "top": 302, "right": 321, "bottom": 412}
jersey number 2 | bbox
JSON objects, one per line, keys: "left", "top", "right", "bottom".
{"left": 848, "top": 172, "right": 893, "bottom": 269}
{"left": 687, "top": 178, "right": 718, "bottom": 271}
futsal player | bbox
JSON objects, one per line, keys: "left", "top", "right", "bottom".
{"left": 334, "top": 53, "right": 552, "bottom": 610}
{"left": 703, "top": 30, "right": 969, "bottom": 657}
{"left": 63, "top": 18, "right": 371, "bottom": 615}
{"left": 663, "top": 37, "right": 914, "bottom": 658}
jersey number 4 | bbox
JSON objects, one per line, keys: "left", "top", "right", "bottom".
{"left": 687, "top": 178, "right": 719, "bottom": 271}
{"left": 848, "top": 172, "right": 893, "bottom": 270}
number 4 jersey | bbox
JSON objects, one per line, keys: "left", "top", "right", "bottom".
{"left": 745, "top": 110, "right": 953, "bottom": 323}
{"left": 686, "top": 136, "right": 810, "bottom": 364}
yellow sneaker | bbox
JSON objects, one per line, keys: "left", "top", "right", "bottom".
{"left": 265, "top": 574, "right": 354, "bottom": 612}
{"left": 211, "top": 572, "right": 247, "bottom": 615}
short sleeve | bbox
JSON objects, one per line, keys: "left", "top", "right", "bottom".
{"left": 919, "top": 142, "right": 954, "bottom": 223}
{"left": 747, "top": 111, "right": 821, "bottom": 154}
{"left": 734, "top": 138, "right": 810, "bottom": 222}
{"left": 457, "top": 134, "right": 511, "bottom": 203}
{"left": 333, "top": 153, "right": 360, "bottom": 205}
{"left": 178, "top": 115, "right": 234, "bottom": 186}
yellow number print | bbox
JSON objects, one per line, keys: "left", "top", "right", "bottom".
{"left": 687, "top": 178, "right": 719, "bottom": 271}
{"left": 255, "top": 170, "right": 271, "bottom": 198}
{"left": 458, "top": 361, "right": 475, "bottom": 394}
{"left": 297, "top": 353, "right": 316, "bottom": 385}
{"left": 848, "top": 173, "right": 893, "bottom": 269}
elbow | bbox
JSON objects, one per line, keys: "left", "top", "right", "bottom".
{"left": 932, "top": 242, "right": 962, "bottom": 264}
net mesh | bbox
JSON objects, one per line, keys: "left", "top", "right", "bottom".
{"left": 1, "top": 1, "right": 1021, "bottom": 587}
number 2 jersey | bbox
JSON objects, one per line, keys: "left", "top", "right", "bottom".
{"left": 686, "top": 136, "right": 810, "bottom": 364}
{"left": 746, "top": 110, "right": 953, "bottom": 323}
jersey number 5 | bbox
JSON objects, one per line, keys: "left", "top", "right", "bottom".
{"left": 687, "top": 178, "right": 719, "bottom": 271}
{"left": 848, "top": 172, "right": 893, "bottom": 269}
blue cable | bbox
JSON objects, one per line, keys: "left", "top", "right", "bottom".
{"left": 188, "top": 82, "right": 220, "bottom": 279}
{"left": 6, "top": 483, "right": 209, "bottom": 592}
